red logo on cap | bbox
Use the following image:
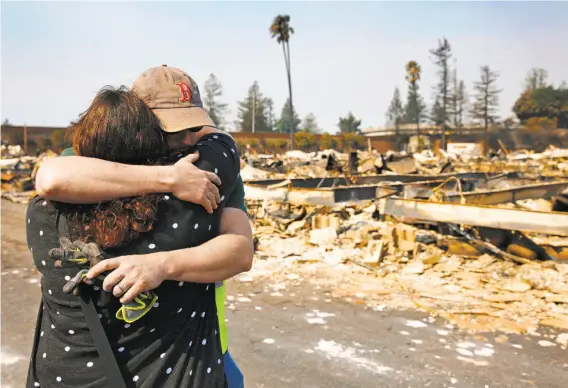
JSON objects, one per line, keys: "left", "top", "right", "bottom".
{"left": 176, "top": 82, "right": 192, "bottom": 102}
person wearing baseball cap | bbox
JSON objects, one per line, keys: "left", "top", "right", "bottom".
{"left": 36, "top": 65, "right": 250, "bottom": 388}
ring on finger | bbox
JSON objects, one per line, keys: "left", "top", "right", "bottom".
{"left": 115, "top": 280, "right": 128, "bottom": 295}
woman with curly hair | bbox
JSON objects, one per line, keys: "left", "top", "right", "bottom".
{"left": 26, "top": 85, "right": 240, "bottom": 388}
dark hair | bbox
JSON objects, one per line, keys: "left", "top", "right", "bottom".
{"left": 64, "top": 86, "right": 168, "bottom": 249}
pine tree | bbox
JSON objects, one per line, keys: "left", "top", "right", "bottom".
{"left": 264, "top": 97, "right": 276, "bottom": 132}
{"left": 301, "top": 113, "right": 319, "bottom": 133}
{"left": 404, "top": 60, "right": 427, "bottom": 144}
{"left": 338, "top": 112, "right": 362, "bottom": 133}
{"left": 404, "top": 85, "right": 427, "bottom": 128}
{"left": 430, "top": 98, "right": 445, "bottom": 126}
{"left": 386, "top": 87, "right": 405, "bottom": 130}
{"left": 454, "top": 80, "right": 468, "bottom": 132}
{"left": 430, "top": 38, "right": 452, "bottom": 148}
{"left": 236, "top": 81, "right": 270, "bottom": 132}
{"left": 203, "top": 74, "right": 228, "bottom": 129}
{"left": 470, "top": 66, "right": 501, "bottom": 134}
{"left": 276, "top": 98, "right": 300, "bottom": 133}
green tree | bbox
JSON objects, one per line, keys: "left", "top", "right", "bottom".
{"left": 513, "top": 85, "right": 568, "bottom": 128}
{"left": 430, "top": 38, "right": 452, "bottom": 148}
{"left": 301, "top": 113, "right": 319, "bottom": 133}
{"left": 404, "top": 60, "right": 427, "bottom": 144}
{"left": 276, "top": 97, "right": 301, "bottom": 133}
{"left": 203, "top": 74, "right": 228, "bottom": 129}
{"left": 2, "top": 118, "right": 11, "bottom": 126}
{"left": 338, "top": 112, "right": 362, "bottom": 133}
{"left": 524, "top": 68, "right": 549, "bottom": 91}
{"left": 470, "top": 65, "right": 502, "bottom": 134}
{"left": 236, "top": 81, "right": 270, "bottom": 132}
{"left": 270, "top": 14, "right": 295, "bottom": 149}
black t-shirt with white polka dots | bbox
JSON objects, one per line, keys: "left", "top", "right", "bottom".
{"left": 25, "top": 133, "right": 240, "bottom": 388}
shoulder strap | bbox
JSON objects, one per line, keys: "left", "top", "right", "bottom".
{"left": 57, "top": 212, "right": 127, "bottom": 388}
{"left": 79, "top": 288, "right": 128, "bottom": 388}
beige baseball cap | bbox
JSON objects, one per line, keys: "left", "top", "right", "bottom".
{"left": 132, "top": 65, "right": 216, "bottom": 133}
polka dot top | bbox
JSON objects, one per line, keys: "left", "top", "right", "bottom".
{"left": 25, "top": 133, "right": 240, "bottom": 388}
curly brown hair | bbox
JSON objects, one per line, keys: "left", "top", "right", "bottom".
{"left": 63, "top": 86, "right": 169, "bottom": 249}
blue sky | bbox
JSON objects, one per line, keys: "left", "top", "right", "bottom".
{"left": 2, "top": 1, "right": 567, "bottom": 132}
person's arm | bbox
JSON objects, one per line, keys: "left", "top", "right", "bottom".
{"left": 162, "top": 207, "right": 253, "bottom": 282}
{"left": 35, "top": 153, "right": 222, "bottom": 213}
{"left": 87, "top": 207, "right": 254, "bottom": 303}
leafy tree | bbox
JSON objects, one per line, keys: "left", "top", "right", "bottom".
{"left": 301, "top": 113, "right": 319, "bottom": 133}
{"left": 470, "top": 65, "right": 502, "bottom": 134}
{"left": 203, "top": 74, "right": 228, "bottom": 129}
{"left": 264, "top": 97, "right": 276, "bottom": 132}
{"left": 513, "top": 85, "right": 568, "bottom": 128}
{"left": 525, "top": 117, "right": 558, "bottom": 132}
{"left": 236, "top": 81, "right": 270, "bottom": 133}
{"left": 319, "top": 133, "right": 338, "bottom": 150}
{"left": 338, "top": 112, "right": 362, "bottom": 133}
{"left": 2, "top": 118, "right": 11, "bottom": 126}
{"left": 270, "top": 14, "right": 295, "bottom": 149}
{"left": 404, "top": 60, "right": 427, "bottom": 144}
{"left": 524, "top": 68, "right": 549, "bottom": 91}
{"left": 430, "top": 38, "right": 452, "bottom": 147}
{"left": 276, "top": 98, "right": 301, "bottom": 133}
{"left": 50, "top": 129, "right": 65, "bottom": 150}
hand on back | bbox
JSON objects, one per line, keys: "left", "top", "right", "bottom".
{"left": 170, "top": 152, "right": 221, "bottom": 214}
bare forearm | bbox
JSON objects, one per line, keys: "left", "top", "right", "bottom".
{"left": 161, "top": 234, "right": 254, "bottom": 283}
{"left": 35, "top": 156, "right": 173, "bottom": 203}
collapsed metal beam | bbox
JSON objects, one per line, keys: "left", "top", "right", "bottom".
{"left": 244, "top": 172, "right": 509, "bottom": 203}
{"left": 244, "top": 172, "right": 501, "bottom": 189}
{"left": 444, "top": 181, "right": 568, "bottom": 205}
{"left": 380, "top": 197, "right": 568, "bottom": 236}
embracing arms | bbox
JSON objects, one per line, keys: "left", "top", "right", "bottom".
{"left": 87, "top": 207, "right": 254, "bottom": 303}
{"left": 35, "top": 153, "right": 222, "bottom": 213}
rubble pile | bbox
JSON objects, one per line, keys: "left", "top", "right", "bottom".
{"left": 239, "top": 145, "right": 568, "bottom": 180}
{"left": 240, "top": 145, "right": 568, "bottom": 338}
{"left": 248, "top": 200, "right": 568, "bottom": 337}
{"left": 2, "top": 141, "right": 568, "bottom": 339}
{"left": 1, "top": 150, "right": 57, "bottom": 203}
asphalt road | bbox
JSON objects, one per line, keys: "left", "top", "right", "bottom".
{"left": 2, "top": 200, "right": 567, "bottom": 388}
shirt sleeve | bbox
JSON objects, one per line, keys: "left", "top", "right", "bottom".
{"left": 224, "top": 175, "right": 248, "bottom": 215}
{"left": 60, "top": 148, "right": 76, "bottom": 157}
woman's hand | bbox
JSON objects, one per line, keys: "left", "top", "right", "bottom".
{"left": 86, "top": 253, "right": 167, "bottom": 304}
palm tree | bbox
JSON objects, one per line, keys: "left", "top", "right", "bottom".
{"left": 270, "top": 14, "right": 295, "bottom": 150}
{"left": 405, "top": 60, "right": 423, "bottom": 150}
